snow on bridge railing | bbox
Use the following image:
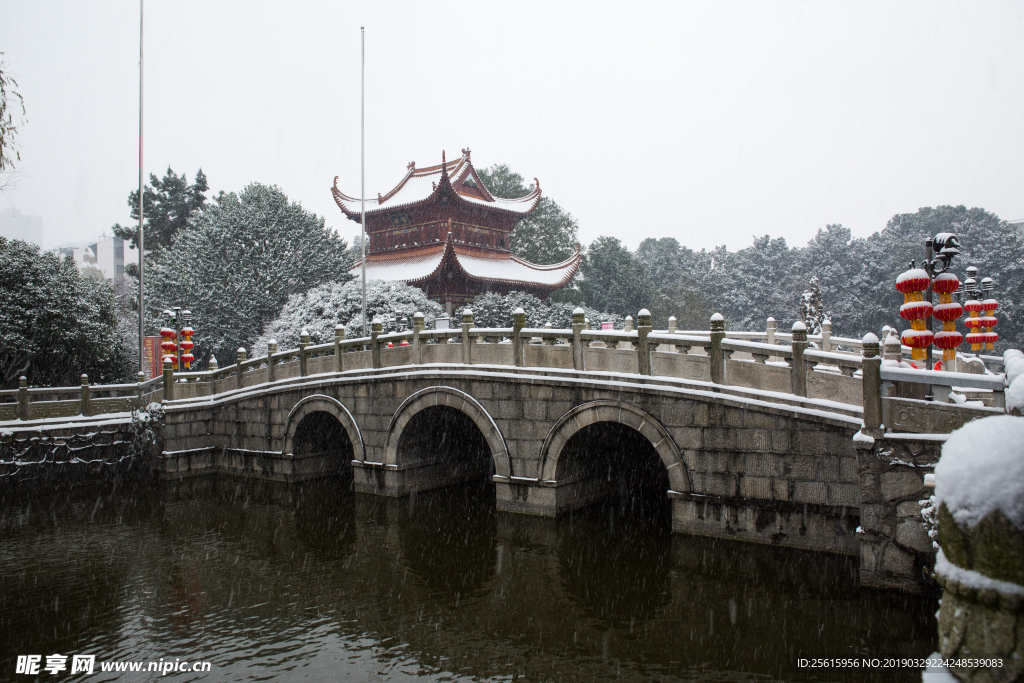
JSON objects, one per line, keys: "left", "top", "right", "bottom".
{"left": 4, "top": 312, "right": 1012, "bottom": 435}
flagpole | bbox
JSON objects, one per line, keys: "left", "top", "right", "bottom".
{"left": 138, "top": 0, "right": 145, "bottom": 373}
{"left": 360, "top": 26, "right": 367, "bottom": 338}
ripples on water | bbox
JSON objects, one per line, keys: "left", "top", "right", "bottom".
{"left": 0, "top": 478, "right": 936, "bottom": 682}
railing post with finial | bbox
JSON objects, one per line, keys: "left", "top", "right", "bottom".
{"left": 861, "top": 333, "right": 883, "bottom": 436}
{"left": 412, "top": 312, "right": 425, "bottom": 364}
{"left": 334, "top": 325, "right": 345, "bottom": 372}
{"left": 512, "top": 307, "right": 526, "bottom": 368}
{"left": 236, "top": 348, "right": 246, "bottom": 390}
{"left": 820, "top": 319, "right": 832, "bottom": 352}
{"left": 710, "top": 313, "right": 726, "bottom": 384}
{"left": 164, "top": 358, "right": 175, "bottom": 402}
{"left": 17, "top": 376, "right": 29, "bottom": 420}
{"left": 370, "top": 317, "right": 382, "bottom": 368}
{"left": 668, "top": 316, "right": 677, "bottom": 334}
{"left": 637, "top": 309, "right": 653, "bottom": 376}
{"left": 766, "top": 317, "right": 776, "bottom": 346}
{"left": 299, "top": 329, "right": 310, "bottom": 377}
{"left": 80, "top": 374, "right": 91, "bottom": 416}
{"left": 137, "top": 371, "right": 146, "bottom": 409}
{"left": 790, "top": 321, "right": 808, "bottom": 397}
{"left": 571, "top": 308, "right": 586, "bottom": 371}
{"left": 461, "top": 309, "right": 474, "bottom": 365}
{"left": 267, "top": 340, "right": 278, "bottom": 383}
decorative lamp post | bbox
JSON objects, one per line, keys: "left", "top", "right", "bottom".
{"left": 896, "top": 267, "right": 933, "bottom": 363}
{"left": 160, "top": 309, "right": 177, "bottom": 369}
{"left": 931, "top": 272, "right": 963, "bottom": 369}
{"left": 162, "top": 307, "right": 196, "bottom": 371}
{"left": 962, "top": 272, "right": 986, "bottom": 352}
{"left": 980, "top": 277, "right": 998, "bottom": 351}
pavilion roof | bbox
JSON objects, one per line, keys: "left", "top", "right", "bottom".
{"left": 332, "top": 149, "right": 542, "bottom": 220}
{"left": 349, "top": 233, "right": 580, "bottom": 290}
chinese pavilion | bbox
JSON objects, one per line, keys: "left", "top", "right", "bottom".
{"left": 332, "top": 149, "right": 581, "bottom": 315}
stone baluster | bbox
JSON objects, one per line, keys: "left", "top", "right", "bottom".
{"left": 766, "top": 317, "right": 776, "bottom": 345}
{"left": 861, "top": 333, "right": 883, "bottom": 436}
{"left": 209, "top": 357, "right": 218, "bottom": 371}
{"left": 370, "top": 317, "right": 382, "bottom": 368}
{"left": 334, "top": 325, "right": 345, "bottom": 372}
{"left": 790, "top": 321, "right": 808, "bottom": 397}
{"left": 80, "top": 374, "right": 91, "bottom": 416}
{"left": 710, "top": 313, "right": 726, "bottom": 385}
{"left": 882, "top": 331, "right": 902, "bottom": 370}
{"left": 136, "top": 371, "right": 146, "bottom": 408}
{"left": 17, "top": 376, "right": 29, "bottom": 421}
{"left": 267, "top": 340, "right": 278, "bottom": 383}
{"left": 236, "top": 348, "right": 246, "bottom": 390}
{"left": 412, "top": 312, "right": 424, "bottom": 364}
{"left": 571, "top": 308, "right": 586, "bottom": 371}
{"left": 164, "top": 358, "right": 175, "bottom": 401}
{"left": 512, "top": 307, "right": 526, "bottom": 368}
{"left": 208, "top": 358, "right": 218, "bottom": 395}
{"left": 637, "top": 309, "right": 653, "bottom": 376}
{"left": 820, "top": 319, "right": 832, "bottom": 352}
{"left": 299, "top": 329, "right": 310, "bottom": 377}
{"left": 461, "top": 309, "right": 474, "bottom": 365}
{"left": 544, "top": 322, "right": 555, "bottom": 345}
{"left": 668, "top": 316, "right": 677, "bottom": 334}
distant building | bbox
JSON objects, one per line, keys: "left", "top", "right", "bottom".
{"left": 57, "top": 234, "right": 138, "bottom": 281}
{"left": 0, "top": 207, "right": 44, "bottom": 246}
{"left": 1010, "top": 218, "right": 1024, "bottom": 236}
{"left": 333, "top": 149, "right": 581, "bottom": 315}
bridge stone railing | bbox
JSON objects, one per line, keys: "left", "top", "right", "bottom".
{"left": 2, "top": 310, "right": 1009, "bottom": 435}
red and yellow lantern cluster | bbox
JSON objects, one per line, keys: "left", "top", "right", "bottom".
{"left": 896, "top": 268, "right": 933, "bottom": 361}
{"left": 180, "top": 327, "right": 195, "bottom": 369}
{"left": 160, "top": 326, "right": 177, "bottom": 367}
{"left": 931, "top": 272, "right": 963, "bottom": 363}
{"left": 964, "top": 295, "right": 998, "bottom": 351}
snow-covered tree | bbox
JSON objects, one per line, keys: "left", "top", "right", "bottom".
{"left": 580, "top": 236, "right": 658, "bottom": 318}
{"left": 0, "top": 238, "right": 134, "bottom": 387}
{"left": 798, "top": 276, "right": 828, "bottom": 334}
{"left": 113, "top": 167, "right": 209, "bottom": 253}
{"left": 145, "top": 183, "right": 352, "bottom": 365}
{"left": 455, "top": 291, "right": 623, "bottom": 330}
{"left": 253, "top": 279, "right": 443, "bottom": 356}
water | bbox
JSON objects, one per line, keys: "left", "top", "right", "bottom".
{"left": 0, "top": 478, "right": 937, "bottom": 682}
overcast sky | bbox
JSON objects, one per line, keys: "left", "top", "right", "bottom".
{"left": 2, "top": 1, "right": 1022, "bottom": 253}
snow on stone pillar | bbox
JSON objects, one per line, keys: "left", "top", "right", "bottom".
{"left": 80, "top": 374, "right": 90, "bottom": 416}
{"left": 637, "top": 309, "right": 653, "bottom": 376}
{"left": 236, "top": 348, "right": 246, "bottom": 390}
{"left": 896, "top": 267, "right": 933, "bottom": 363}
{"left": 668, "top": 316, "right": 677, "bottom": 334}
{"left": 981, "top": 278, "right": 998, "bottom": 352}
{"left": 412, "top": 313, "right": 425, "bottom": 365}
{"left": 861, "top": 333, "right": 883, "bottom": 435}
{"left": 461, "top": 309, "right": 474, "bottom": 366}
{"left": 931, "top": 272, "right": 964, "bottom": 369}
{"left": 17, "top": 376, "right": 28, "bottom": 421}
{"left": 709, "top": 313, "right": 725, "bottom": 385}
{"left": 163, "top": 358, "right": 174, "bottom": 402}
{"left": 882, "top": 331, "right": 902, "bottom": 365}
{"left": 571, "top": 308, "right": 586, "bottom": 371}
{"left": 334, "top": 325, "right": 345, "bottom": 372}
{"left": 820, "top": 319, "right": 832, "bottom": 352}
{"left": 932, "top": 416, "right": 1024, "bottom": 682}
{"left": 208, "top": 357, "right": 218, "bottom": 372}
{"left": 267, "top": 340, "right": 278, "bottom": 383}
{"left": 790, "top": 321, "right": 808, "bottom": 397}
{"left": 371, "top": 317, "right": 383, "bottom": 369}
{"left": 512, "top": 307, "right": 526, "bottom": 368}
{"left": 766, "top": 317, "right": 776, "bottom": 346}
{"left": 299, "top": 328, "right": 310, "bottom": 377}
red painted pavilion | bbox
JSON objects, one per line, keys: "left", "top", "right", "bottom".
{"left": 332, "top": 149, "right": 581, "bottom": 314}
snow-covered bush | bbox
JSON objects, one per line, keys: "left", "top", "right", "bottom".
{"left": 253, "top": 279, "right": 443, "bottom": 356}
{"left": 455, "top": 291, "right": 623, "bottom": 330}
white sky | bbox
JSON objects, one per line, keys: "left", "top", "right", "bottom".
{"left": 2, "top": 1, "right": 1022, "bottom": 253}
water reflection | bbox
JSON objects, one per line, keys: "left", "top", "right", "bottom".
{"left": 0, "top": 477, "right": 936, "bottom": 682}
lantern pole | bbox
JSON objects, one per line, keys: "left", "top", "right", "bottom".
{"left": 138, "top": 0, "right": 145, "bottom": 374}
{"left": 360, "top": 25, "right": 367, "bottom": 338}
{"left": 924, "top": 238, "right": 934, "bottom": 377}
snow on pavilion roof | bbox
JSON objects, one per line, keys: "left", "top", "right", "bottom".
{"left": 349, "top": 234, "right": 581, "bottom": 290}
{"left": 332, "top": 149, "right": 542, "bottom": 219}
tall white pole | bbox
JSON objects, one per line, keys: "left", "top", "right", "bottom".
{"left": 360, "top": 26, "right": 367, "bottom": 338}
{"left": 138, "top": 0, "right": 145, "bottom": 373}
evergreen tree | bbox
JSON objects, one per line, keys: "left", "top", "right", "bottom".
{"left": 113, "top": 167, "right": 210, "bottom": 252}
{"left": 798, "top": 276, "right": 827, "bottom": 334}
{"left": 580, "top": 236, "right": 658, "bottom": 318}
{"left": 146, "top": 183, "right": 352, "bottom": 365}
{"left": 0, "top": 238, "right": 133, "bottom": 387}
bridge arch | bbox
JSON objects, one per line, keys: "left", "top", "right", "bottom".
{"left": 282, "top": 394, "right": 364, "bottom": 462}
{"left": 384, "top": 386, "right": 510, "bottom": 479}
{"left": 539, "top": 400, "right": 689, "bottom": 494}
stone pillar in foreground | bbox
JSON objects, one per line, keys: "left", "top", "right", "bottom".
{"left": 932, "top": 415, "right": 1024, "bottom": 682}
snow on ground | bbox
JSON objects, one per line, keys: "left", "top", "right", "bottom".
{"left": 934, "top": 415, "right": 1024, "bottom": 529}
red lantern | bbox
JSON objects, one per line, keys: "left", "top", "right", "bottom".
{"left": 980, "top": 299, "right": 998, "bottom": 350}
{"left": 179, "top": 326, "right": 196, "bottom": 370}
{"left": 896, "top": 268, "right": 932, "bottom": 362}
{"left": 932, "top": 273, "right": 962, "bottom": 362}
